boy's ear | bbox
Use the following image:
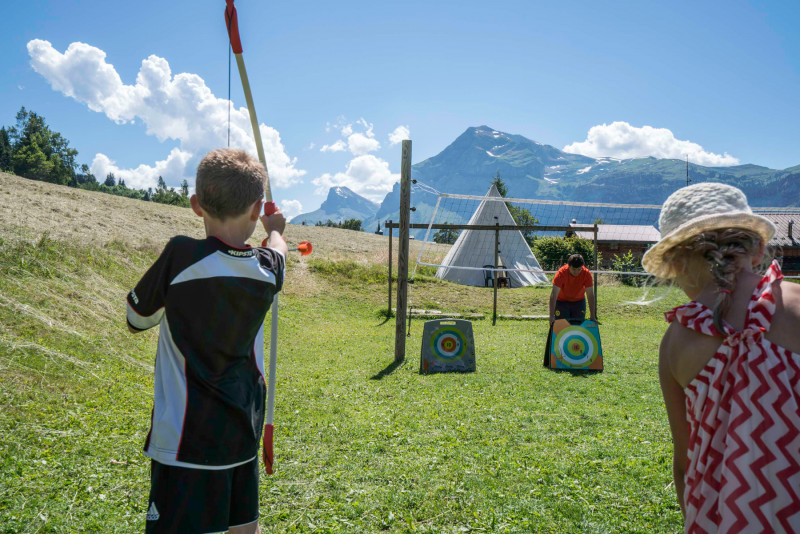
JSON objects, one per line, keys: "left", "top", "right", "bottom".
{"left": 190, "top": 195, "right": 203, "bottom": 217}
{"left": 250, "top": 199, "right": 264, "bottom": 222}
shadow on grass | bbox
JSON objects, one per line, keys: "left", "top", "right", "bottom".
{"left": 370, "top": 358, "right": 406, "bottom": 380}
{"left": 547, "top": 369, "right": 604, "bottom": 377}
{"left": 375, "top": 308, "right": 394, "bottom": 326}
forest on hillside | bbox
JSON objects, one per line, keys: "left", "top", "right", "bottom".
{"left": 0, "top": 107, "right": 189, "bottom": 207}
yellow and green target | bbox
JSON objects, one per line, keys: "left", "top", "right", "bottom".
{"left": 431, "top": 328, "right": 466, "bottom": 361}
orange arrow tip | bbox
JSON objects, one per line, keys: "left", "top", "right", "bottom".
{"left": 297, "top": 241, "right": 313, "bottom": 256}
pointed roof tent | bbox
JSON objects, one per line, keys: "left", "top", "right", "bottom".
{"left": 435, "top": 185, "right": 549, "bottom": 287}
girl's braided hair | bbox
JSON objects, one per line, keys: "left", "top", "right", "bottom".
{"left": 666, "top": 228, "right": 768, "bottom": 333}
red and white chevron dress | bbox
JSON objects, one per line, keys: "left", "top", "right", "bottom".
{"left": 666, "top": 261, "right": 800, "bottom": 533}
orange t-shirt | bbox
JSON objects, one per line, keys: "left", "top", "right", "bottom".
{"left": 552, "top": 265, "right": 593, "bottom": 302}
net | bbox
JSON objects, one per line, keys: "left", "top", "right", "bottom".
{"left": 414, "top": 191, "right": 800, "bottom": 285}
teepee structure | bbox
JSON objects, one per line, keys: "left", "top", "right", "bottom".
{"left": 435, "top": 185, "right": 549, "bottom": 287}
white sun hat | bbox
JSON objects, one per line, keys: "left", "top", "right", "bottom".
{"left": 641, "top": 182, "right": 776, "bottom": 279}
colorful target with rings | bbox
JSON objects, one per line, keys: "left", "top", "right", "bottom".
{"left": 552, "top": 322, "right": 601, "bottom": 369}
{"left": 431, "top": 328, "right": 466, "bottom": 361}
{"left": 420, "top": 319, "right": 476, "bottom": 374}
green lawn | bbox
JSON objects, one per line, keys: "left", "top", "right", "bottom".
{"left": 0, "top": 232, "right": 686, "bottom": 533}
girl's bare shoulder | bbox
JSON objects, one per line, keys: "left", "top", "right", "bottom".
{"left": 777, "top": 279, "right": 800, "bottom": 311}
{"left": 768, "top": 280, "right": 800, "bottom": 354}
{"left": 660, "top": 320, "right": 723, "bottom": 388}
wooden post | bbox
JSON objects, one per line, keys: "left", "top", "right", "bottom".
{"left": 593, "top": 223, "right": 599, "bottom": 319}
{"left": 492, "top": 221, "right": 500, "bottom": 326}
{"left": 394, "top": 140, "right": 412, "bottom": 361}
{"left": 387, "top": 220, "right": 393, "bottom": 316}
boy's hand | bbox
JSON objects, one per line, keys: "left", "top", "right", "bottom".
{"left": 260, "top": 208, "right": 286, "bottom": 236}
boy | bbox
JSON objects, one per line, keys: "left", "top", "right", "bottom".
{"left": 549, "top": 254, "right": 596, "bottom": 323}
{"left": 126, "top": 148, "right": 287, "bottom": 534}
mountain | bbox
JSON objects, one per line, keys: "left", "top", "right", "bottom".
{"left": 364, "top": 125, "right": 800, "bottom": 233}
{"left": 291, "top": 186, "right": 379, "bottom": 226}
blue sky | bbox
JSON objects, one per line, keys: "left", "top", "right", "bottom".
{"left": 2, "top": 0, "right": 798, "bottom": 217}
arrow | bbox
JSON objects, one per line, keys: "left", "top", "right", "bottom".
{"left": 262, "top": 240, "right": 312, "bottom": 256}
{"left": 290, "top": 241, "right": 313, "bottom": 256}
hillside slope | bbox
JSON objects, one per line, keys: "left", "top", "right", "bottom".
{"left": 0, "top": 171, "right": 410, "bottom": 263}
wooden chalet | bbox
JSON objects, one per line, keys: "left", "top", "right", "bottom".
{"left": 760, "top": 213, "right": 800, "bottom": 275}
{"left": 567, "top": 222, "right": 661, "bottom": 268}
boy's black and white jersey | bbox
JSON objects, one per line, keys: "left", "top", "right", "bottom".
{"left": 126, "top": 235, "right": 285, "bottom": 469}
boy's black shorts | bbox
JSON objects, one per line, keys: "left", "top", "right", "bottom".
{"left": 554, "top": 298, "right": 586, "bottom": 321}
{"left": 145, "top": 457, "right": 259, "bottom": 534}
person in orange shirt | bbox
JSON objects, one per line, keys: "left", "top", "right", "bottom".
{"left": 549, "top": 254, "right": 596, "bottom": 323}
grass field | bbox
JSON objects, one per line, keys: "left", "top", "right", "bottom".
{"left": 0, "top": 174, "right": 687, "bottom": 533}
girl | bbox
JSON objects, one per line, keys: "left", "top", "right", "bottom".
{"left": 642, "top": 182, "right": 800, "bottom": 532}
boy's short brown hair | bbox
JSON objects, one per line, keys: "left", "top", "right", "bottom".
{"left": 567, "top": 254, "right": 585, "bottom": 268}
{"left": 196, "top": 149, "right": 266, "bottom": 220}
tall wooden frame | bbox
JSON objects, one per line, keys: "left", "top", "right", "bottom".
{"left": 386, "top": 219, "right": 599, "bottom": 360}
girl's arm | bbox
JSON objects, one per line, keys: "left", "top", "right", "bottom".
{"left": 659, "top": 324, "right": 689, "bottom": 517}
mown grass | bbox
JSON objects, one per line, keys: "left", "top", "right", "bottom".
{"left": 0, "top": 231, "right": 686, "bottom": 533}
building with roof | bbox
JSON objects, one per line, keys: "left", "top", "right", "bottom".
{"left": 760, "top": 213, "right": 800, "bottom": 275}
{"left": 566, "top": 215, "right": 800, "bottom": 275}
{"left": 567, "top": 222, "right": 661, "bottom": 268}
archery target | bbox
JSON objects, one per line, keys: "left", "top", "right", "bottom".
{"left": 547, "top": 319, "right": 604, "bottom": 371}
{"left": 555, "top": 326, "right": 597, "bottom": 367}
{"left": 432, "top": 328, "right": 465, "bottom": 361}
{"left": 420, "top": 319, "right": 476, "bottom": 373}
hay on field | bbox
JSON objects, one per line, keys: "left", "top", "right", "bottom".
{"left": 0, "top": 172, "right": 433, "bottom": 265}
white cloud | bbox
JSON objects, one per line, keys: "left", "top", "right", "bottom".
{"left": 356, "top": 118, "right": 375, "bottom": 138}
{"left": 388, "top": 125, "right": 410, "bottom": 145}
{"left": 320, "top": 140, "right": 346, "bottom": 153}
{"left": 312, "top": 155, "right": 398, "bottom": 202}
{"left": 321, "top": 117, "right": 382, "bottom": 156}
{"left": 91, "top": 149, "right": 193, "bottom": 191}
{"left": 563, "top": 121, "right": 739, "bottom": 166}
{"left": 347, "top": 132, "right": 380, "bottom": 156}
{"left": 280, "top": 199, "right": 303, "bottom": 219}
{"left": 27, "top": 39, "right": 306, "bottom": 189}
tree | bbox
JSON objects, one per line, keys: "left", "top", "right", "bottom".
{"left": 314, "top": 218, "right": 363, "bottom": 231}
{"left": 340, "top": 218, "right": 362, "bottom": 231}
{"left": 491, "top": 170, "right": 507, "bottom": 197}
{"left": 180, "top": 179, "right": 189, "bottom": 197}
{"left": 150, "top": 176, "right": 189, "bottom": 207}
{"left": 104, "top": 173, "right": 116, "bottom": 187}
{"left": 9, "top": 107, "right": 77, "bottom": 185}
{"left": 508, "top": 204, "right": 539, "bottom": 246}
{"left": 611, "top": 251, "right": 644, "bottom": 286}
{"left": 491, "top": 171, "right": 539, "bottom": 245}
{"left": 532, "top": 236, "right": 596, "bottom": 271}
{"left": 75, "top": 163, "right": 97, "bottom": 186}
{"left": 433, "top": 223, "right": 459, "bottom": 244}
{"left": 0, "top": 127, "right": 11, "bottom": 171}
